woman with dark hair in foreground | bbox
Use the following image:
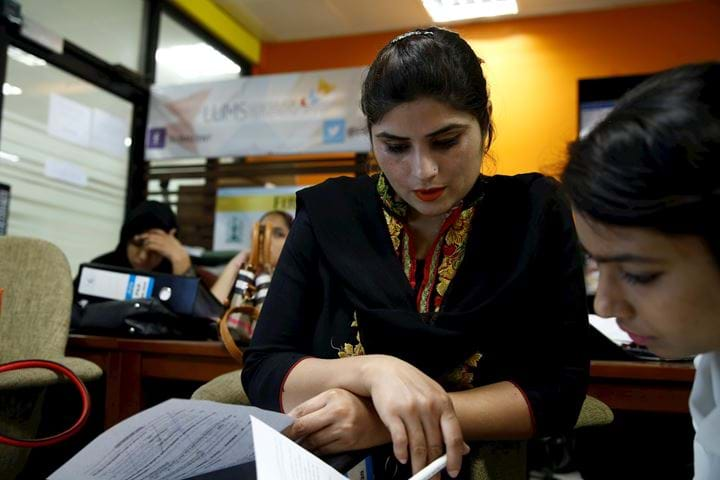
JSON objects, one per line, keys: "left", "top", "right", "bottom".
{"left": 243, "top": 27, "right": 589, "bottom": 479}
{"left": 563, "top": 62, "right": 720, "bottom": 480}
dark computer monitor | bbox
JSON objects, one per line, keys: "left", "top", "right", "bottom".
{"left": 0, "top": 183, "right": 9, "bottom": 236}
{"left": 578, "top": 73, "right": 649, "bottom": 137}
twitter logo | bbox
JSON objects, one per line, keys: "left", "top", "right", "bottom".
{"left": 323, "top": 119, "right": 346, "bottom": 144}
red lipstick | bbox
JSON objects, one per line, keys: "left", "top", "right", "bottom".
{"left": 414, "top": 187, "right": 445, "bottom": 202}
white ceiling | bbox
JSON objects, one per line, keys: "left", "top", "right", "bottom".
{"left": 213, "top": 0, "right": 682, "bottom": 42}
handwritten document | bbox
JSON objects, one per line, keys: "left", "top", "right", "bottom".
{"left": 50, "top": 399, "right": 292, "bottom": 480}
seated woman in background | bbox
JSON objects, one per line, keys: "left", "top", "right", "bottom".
{"left": 210, "top": 210, "right": 293, "bottom": 304}
{"left": 210, "top": 210, "right": 293, "bottom": 339}
{"left": 91, "top": 200, "right": 193, "bottom": 276}
{"left": 242, "top": 27, "right": 589, "bottom": 479}
{"left": 71, "top": 200, "right": 194, "bottom": 330}
{"left": 562, "top": 62, "right": 720, "bottom": 480}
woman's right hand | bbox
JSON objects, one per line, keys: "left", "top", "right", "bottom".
{"left": 361, "top": 355, "right": 469, "bottom": 478}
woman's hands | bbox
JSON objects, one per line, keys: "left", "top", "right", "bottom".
{"left": 284, "top": 355, "right": 469, "bottom": 478}
{"left": 361, "top": 355, "right": 468, "bottom": 478}
{"left": 286, "top": 388, "right": 390, "bottom": 455}
{"left": 134, "top": 228, "right": 191, "bottom": 275}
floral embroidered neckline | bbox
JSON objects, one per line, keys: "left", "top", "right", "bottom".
{"left": 335, "top": 173, "right": 489, "bottom": 391}
{"left": 376, "top": 173, "right": 486, "bottom": 314}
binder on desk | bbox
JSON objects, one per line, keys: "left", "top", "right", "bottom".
{"left": 76, "top": 263, "right": 225, "bottom": 319}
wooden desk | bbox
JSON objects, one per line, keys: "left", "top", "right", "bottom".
{"left": 589, "top": 360, "right": 694, "bottom": 414}
{"left": 67, "top": 335, "right": 696, "bottom": 428}
{"left": 67, "top": 334, "right": 239, "bottom": 428}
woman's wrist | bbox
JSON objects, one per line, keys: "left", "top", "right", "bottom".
{"left": 171, "top": 252, "right": 192, "bottom": 275}
{"left": 356, "top": 354, "right": 392, "bottom": 397}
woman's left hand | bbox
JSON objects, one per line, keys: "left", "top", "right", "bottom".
{"left": 286, "top": 388, "right": 391, "bottom": 455}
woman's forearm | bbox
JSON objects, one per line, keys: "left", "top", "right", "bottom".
{"left": 211, "top": 264, "right": 239, "bottom": 302}
{"left": 449, "top": 381, "right": 534, "bottom": 440}
{"left": 283, "top": 357, "right": 535, "bottom": 442}
{"left": 210, "top": 252, "right": 248, "bottom": 302}
{"left": 280, "top": 356, "right": 385, "bottom": 412}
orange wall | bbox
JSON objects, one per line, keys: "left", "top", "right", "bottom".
{"left": 257, "top": 0, "right": 720, "bottom": 176}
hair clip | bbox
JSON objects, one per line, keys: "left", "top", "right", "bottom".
{"left": 390, "top": 30, "right": 434, "bottom": 45}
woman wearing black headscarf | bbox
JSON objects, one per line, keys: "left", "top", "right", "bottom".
{"left": 71, "top": 201, "right": 195, "bottom": 333}
{"left": 91, "top": 200, "right": 192, "bottom": 276}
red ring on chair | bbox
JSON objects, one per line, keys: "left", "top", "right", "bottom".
{"left": 0, "top": 359, "right": 91, "bottom": 448}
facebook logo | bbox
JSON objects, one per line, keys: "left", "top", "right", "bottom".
{"left": 323, "top": 119, "right": 346, "bottom": 144}
{"left": 147, "top": 128, "right": 166, "bottom": 148}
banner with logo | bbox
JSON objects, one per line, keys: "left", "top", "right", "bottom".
{"left": 146, "top": 67, "right": 371, "bottom": 160}
{"left": 213, "top": 186, "right": 302, "bottom": 251}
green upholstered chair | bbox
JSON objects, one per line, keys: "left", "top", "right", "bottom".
{"left": 0, "top": 236, "right": 103, "bottom": 479}
{"left": 193, "top": 370, "right": 613, "bottom": 480}
{"left": 191, "top": 369, "right": 248, "bottom": 405}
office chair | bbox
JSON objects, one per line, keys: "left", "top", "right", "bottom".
{"left": 0, "top": 236, "right": 103, "bottom": 479}
{"left": 192, "top": 369, "right": 249, "bottom": 405}
{"left": 529, "top": 396, "right": 615, "bottom": 479}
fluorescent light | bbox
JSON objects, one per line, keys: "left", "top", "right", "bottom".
{"left": 0, "top": 151, "right": 20, "bottom": 162}
{"left": 3, "top": 83, "right": 22, "bottom": 95}
{"left": 422, "top": 0, "right": 518, "bottom": 22}
{"left": 155, "top": 43, "right": 241, "bottom": 80}
{"left": 7, "top": 46, "right": 47, "bottom": 67}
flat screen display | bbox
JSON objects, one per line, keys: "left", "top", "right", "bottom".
{"left": 578, "top": 73, "right": 649, "bottom": 138}
{"left": 0, "top": 183, "right": 9, "bottom": 236}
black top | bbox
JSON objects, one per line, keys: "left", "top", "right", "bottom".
{"left": 241, "top": 173, "right": 589, "bottom": 437}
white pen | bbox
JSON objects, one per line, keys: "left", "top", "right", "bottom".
{"left": 408, "top": 454, "right": 448, "bottom": 480}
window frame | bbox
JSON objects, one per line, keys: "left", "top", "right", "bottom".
{"left": 0, "top": 0, "right": 253, "bottom": 218}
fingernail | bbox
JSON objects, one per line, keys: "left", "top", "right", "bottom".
{"left": 463, "top": 443, "right": 471, "bottom": 454}
{"left": 448, "top": 469, "right": 459, "bottom": 478}
{"left": 398, "top": 456, "right": 407, "bottom": 465}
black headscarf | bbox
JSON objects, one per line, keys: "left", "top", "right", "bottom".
{"left": 92, "top": 201, "right": 178, "bottom": 273}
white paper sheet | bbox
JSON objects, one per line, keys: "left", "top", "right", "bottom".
{"left": 91, "top": 108, "right": 129, "bottom": 159}
{"left": 47, "top": 93, "right": 92, "bottom": 146}
{"left": 50, "top": 399, "right": 292, "bottom": 480}
{"left": 589, "top": 314, "right": 632, "bottom": 345}
{"left": 44, "top": 159, "right": 88, "bottom": 187}
{"left": 251, "top": 416, "right": 346, "bottom": 480}
{"left": 251, "top": 416, "right": 450, "bottom": 480}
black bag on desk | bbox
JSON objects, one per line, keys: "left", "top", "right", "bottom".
{"left": 72, "top": 298, "right": 214, "bottom": 339}
{"left": 71, "top": 263, "right": 225, "bottom": 339}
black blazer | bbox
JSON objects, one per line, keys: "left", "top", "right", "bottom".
{"left": 242, "top": 173, "right": 589, "bottom": 437}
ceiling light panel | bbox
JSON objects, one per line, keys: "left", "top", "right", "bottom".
{"left": 155, "top": 43, "right": 241, "bottom": 80}
{"left": 422, "top": 0, "right": 519, "bottom": 22}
